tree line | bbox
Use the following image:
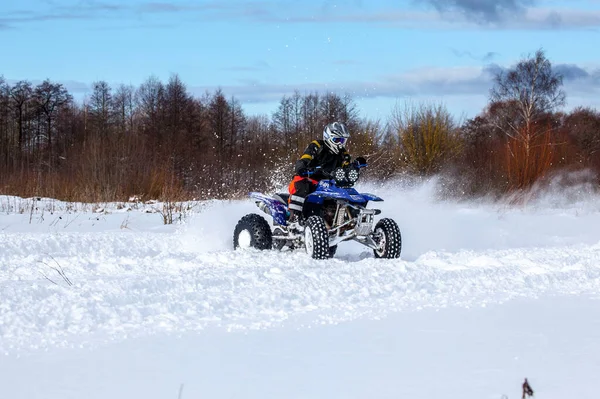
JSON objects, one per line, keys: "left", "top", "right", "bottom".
{"left": 1, "top": 48, "right": 599, "bottom": 203}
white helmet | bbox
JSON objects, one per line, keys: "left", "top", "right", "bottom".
{"left": 323, "top": 122, "right": 350, "bottom": 154}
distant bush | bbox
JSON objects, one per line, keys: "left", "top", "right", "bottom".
{"left": 389, "top": 101, "right": 461, "bottom": 176}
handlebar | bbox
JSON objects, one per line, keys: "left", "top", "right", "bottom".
{"left": 304, "top": 161, "right": 368, "bottom": 178}
{"left": 306, "top": 163, "right": 368, "bottom": 177}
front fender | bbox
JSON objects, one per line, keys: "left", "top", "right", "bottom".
{"left": 358, "top": 193, "right": 384, "bottom": 202}
{"left": 306, "top": 189, "right": 369, "bottom": 204}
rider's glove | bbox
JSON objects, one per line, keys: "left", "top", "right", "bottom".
{"left": 297, "top": 167, "right": 310, "bottom": 177}
{"left": 352, "top": 156, "right": 367, "bottom": 169}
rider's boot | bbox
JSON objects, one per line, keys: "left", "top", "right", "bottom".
{"left": 288, "top": 209, "right": 300, "bottom": 223}
{"left": 287, "top": 209, "right": 303, "bottom": 231}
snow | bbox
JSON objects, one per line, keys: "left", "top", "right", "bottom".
{"left": 1, "top": 179, "right": 600, "bottom": 398}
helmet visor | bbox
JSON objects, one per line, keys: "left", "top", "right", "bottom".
{"left": 332, "top": 137, "right": 347, "bottom": 145}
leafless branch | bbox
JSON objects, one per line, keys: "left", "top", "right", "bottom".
{"left": 37, "top": 255, "right": 73, "bottom": 286}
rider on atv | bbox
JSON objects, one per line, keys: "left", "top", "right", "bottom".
{"left": 288, "top": 121, "right": 358, "bottom": 223}
{"left": 233, "top": 121, "right": 400, "bottom": 259}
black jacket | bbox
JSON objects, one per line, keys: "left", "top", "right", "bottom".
{"left": 294, "top": 139, "right": 350, "bottom": 181}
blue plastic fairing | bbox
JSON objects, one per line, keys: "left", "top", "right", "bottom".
{"left": 249, "top": 192, "right": 288, "bottom": 225}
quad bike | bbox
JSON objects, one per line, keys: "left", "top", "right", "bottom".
{"left": 232, "top": 160, "right": 401, "bottom": 259}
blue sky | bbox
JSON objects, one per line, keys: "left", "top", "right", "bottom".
{"left": 1, "top": 0, "right": 599, "bottom": 120}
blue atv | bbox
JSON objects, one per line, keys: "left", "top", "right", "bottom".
{"left": 232, "top": 162, "right": 402, "bottom": 259}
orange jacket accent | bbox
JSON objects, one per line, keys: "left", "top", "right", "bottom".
{"left": 288, "top": 175, "right": 317, "bottom": 195}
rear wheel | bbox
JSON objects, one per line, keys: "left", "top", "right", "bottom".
{"left": 373, "top": 218, "right": 401, "bottom": 259}
{"left": 304, "top": 216, "right": 330, "bottom": 259}
{"left": 233, "top": 213, "right": 272, "bottom": 250}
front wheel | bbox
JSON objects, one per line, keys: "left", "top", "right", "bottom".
{"left": 233, "top": 213, "right": 273, "bottom": 250}
{"left": 304, "top": 216, "right": 330, "bottom": 259}
{"left": 373, "top": 218, "right": 402, "bottom": 259}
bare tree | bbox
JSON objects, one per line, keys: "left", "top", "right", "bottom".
{"left": 164, "top": 74, "right": 191, "bottom": 138}
{"left": 89, "top": 80, "right": 114, "bottom": 136}
{"left": 272, "top": 95, "right": 295, "bottom": 153}
{"left": 289, "top": 91, "right": 304, "bottom": 151}
{"left": 207, "top": 89, "right": 231, "bottom": 191}
{"left": 319, "top": 92, "right": 359, "bottom": 127}
{"left": 489, "top": 48, "right": 566, "bottom": 190}
{"left": 0, "top": 77, "right": 11, "bottom": 167}
{"left": 33, "top": 80, "right": 72, "bottom": 158}
{"left": 302, "top": 92, "right": 321, "bottom": 143}
{"left": 490, "top": 48, "right": 566, "bottom": 137}
{"left": 136, "top": 75, "right": 164, "bottom": 138}
{"left": 228, "top": 95, "right": 246, "bottom": 158}
{"left": 113, "top": 84, "right": 135, "bottom": 135}
{"left": 10, "top": 80, "right": 33, "bottom": 153}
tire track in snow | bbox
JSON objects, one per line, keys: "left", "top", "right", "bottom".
{"left": 2, "top": 232, "right": 600, "bottom": 354}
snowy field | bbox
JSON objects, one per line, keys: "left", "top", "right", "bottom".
{"left": 1, "top": 178, "right": 600, "bottom": 398}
